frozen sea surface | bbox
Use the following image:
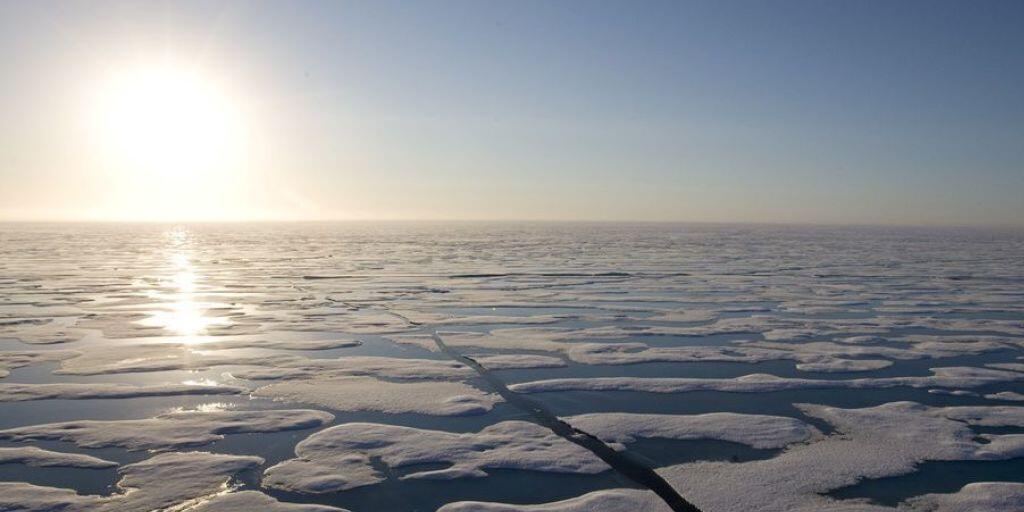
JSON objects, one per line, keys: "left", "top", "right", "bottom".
{"left": 1, "top": 222, "right": 1023, "bottom": 512}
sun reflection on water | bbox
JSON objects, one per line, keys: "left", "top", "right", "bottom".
{"left": 140, "top": 228, "right": 229, "bottom": 343}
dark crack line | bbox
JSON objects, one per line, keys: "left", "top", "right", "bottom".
{"left": 428, "top": 329, "right": 702, "bottom": 512}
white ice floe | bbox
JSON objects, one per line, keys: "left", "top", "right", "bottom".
{"left": 928, "top": 389, "right": 979, "bottom": 397}
{"left": 668, "top": 315, "right": 1024, "bottom": 340}
{"left": 392, "top": 330, "right": 566, "bottom": 354}
{"left": 794, "top": 358, "right": 893, "bottom": 372}
{"left": 653, "top": 401, "right": 1024, "bottom": 512}
{"left": 53, "top": 343, "right": 296, "bottom": 375}
{"left": 509, "top": 367, "right": 1024, "bottom": 394}
{"left": 0, "top": 451, "right": 262, "bottom": 511}
{"left": 0, "top": 382, "right": 247, "bottom": 401}
{"left": 746, "top": 338, "right": 1006, "bottom": 365}
{"left": 263, "top": 450, "right": 382, "bottom": 494}
{"left": 986, "top": 391, "right": 1024, "bottom": 401}
{"left": 436, "top": 488, "right": 670, "bottom": 512}
{"left": 0, "top": 409, "right": 333, "bottom": 451}
{"left": 53, "top": 343, "right": 471, "bottom": 381}
{"left": 256, "top": 309, "right": 414, "bottom": 334}
{"left": 935, "top": 405, "right": 1024, "bottom": 426}
{"left": 470, "top": 354, "right": 567, "bottom": 369}
{"left": 563, "top": 412, "right": 816, "bottom": 450}
{"left": 415, "top": 328, "right": 1003, "bottom": 374}
{"left": 190, "top": 490, "right": 351, "bottom": 511}
{"left": 232, "top": 355, "right": 473, "bottom": 381}
{"left": 378, "top": 480, "right": 1024, "bottom": 512}
{"left": 412, "top": 330, "right": 779, "bottom": 368}
{"left": 0, "top": 446, "right": 117, "bottom": 468}
{"left": 901, "top": 482, "right": 1024, "bottom": 512}
{"left": 562, "top": 342, "right": 770, "bottom": 365}
{"left": 263, "top": 421, "right": 607, "bottom": 493}
{"left": 643, "top": 309, "right": 718, "bottom": 323}
{"left": 253, "top": 376, "right": 500, "bottom": 415}
{"left": 390, "top": 309, "right": 566, "bottom": 326}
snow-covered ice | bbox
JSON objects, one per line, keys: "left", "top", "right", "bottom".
{"left": 253, "top": 376, "right": 501, "bottom": 415}
{"left": 263, "top": 421, "right": 608, "bottom": 493}
{"left": 1, "top": 223, "right": 1022, "bottom": 511}
{"left": 0, "top": 409, "right": 334, "bottom": 450}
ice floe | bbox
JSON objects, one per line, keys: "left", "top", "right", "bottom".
{"left": 901, "top": 482, "right": 1024, "bottom": 512}
{"left": 52, "top": 344, "right": 470, "bottom": 381}
{"left": 0, "top": 381, "right": 247, "bottom": 401}
{"left": 986, "top": 391, "right": 1024, "bottom": 401}
{"left": 390, "top": 309, "right": 566, "bottom": 326}
{"left": 254, "top": 376, "right": 500, "bottom": 415}
{"left": 0, "top": 409, "right": 333, "bottom": 450}
{"left": 653, "top": 401, "right": 1024, "bottom": 511}
{"left": 794, "top": 358, "right": 893, "bottom": 372}
{"left": 0, "top": 446, "right": 117, "bottom": 468}
{"left": 470, "top": 354, "right": 567, "bottom": 369}
{"left": 53, "top": 344, "right": 297, "bottom": 375}
{"left": 435, "top": 481, "right": 1024, "bottom": 512}
{"left": 263, "top": 421, "right": 608, "bottom": 493}
{"left": 406, "top": 327, "right": 1009, "bottom": 375}
{"left": 509, "top": 367, "right": 1024, "bottom": 394}
{"left": 0, "top": 451, "right": 262, "bottom": 511}
{"left": 229, "top": 355, "right": 472, "bottom": 381}
{"left": 436, "top": 488, "right": 669, "bottom": 512}
{"left": 563, "top": 412, "right": 816, "bottom": 450}
{"left": 190, "top": 490, "right": 351, "bottom": 511}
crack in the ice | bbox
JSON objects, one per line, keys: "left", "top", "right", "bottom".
{"left": 427, "top": 329, "right": 703, "bottom": 512}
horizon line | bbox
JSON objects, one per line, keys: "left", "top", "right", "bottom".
{"left": 1, "top": 218, "right": 1022, "bottom": 231}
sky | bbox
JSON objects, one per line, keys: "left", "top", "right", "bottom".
{"left": 0, "top": 0, "right": 1022, "bottom": 226}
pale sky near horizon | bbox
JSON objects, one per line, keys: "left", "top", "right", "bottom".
{"left": 1, "top": 0, "right": 1022, "bottom": 226}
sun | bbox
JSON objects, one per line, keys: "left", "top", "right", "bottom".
{"left": 93, "top": 66, "right": 244, "bottom": 182}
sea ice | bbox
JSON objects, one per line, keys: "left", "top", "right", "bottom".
{"left": 563, "top": 412, "right": 816, "bottom": 450}
{"left": 436, "top": 488, "right": 669, "bottom": 512}
{"left": 0, "top": 451, "right": 262, "bottom": 511}
{"left": 263, "top": 421, "right": 608, "bottom": 493}
{"left": 189, "top": 490, "right": 351, "bottom": 511}
{"left": 254, "top": 376, "right": 500, "bottom": 415}
{"left": 509, "top": 367, "right": 1024, "bottom": 394}
{"left": 0, "top": 409, "right": 333, "bottom": 450}
{"left": 470, "top": 353, "right": 567, "bottom": 369}
{"left": 653, "top": 401, "right": 1024, "bottom": 511}
{"left": 986, "top": 391, "right": 1024, "bottom": 401}
{"left": 230, "top": 355, "right": 473, "bottom": 381}
{"left": 0, "top": 349, "right": 78, "bottom": 378}
{"left": 0, "top": 446, "right": 117, "bottom": 468}
{"left": 901, "top": 482, "right": 1024, "bottom": 512}
{"left": 0, "top": 381, "right": 247, "bottom": 401}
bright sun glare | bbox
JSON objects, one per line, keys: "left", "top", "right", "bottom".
{"left": 94, "top": 66, "right": 244, "bottom": 182}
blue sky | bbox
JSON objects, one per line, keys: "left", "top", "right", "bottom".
{"left": 1, "top": 0, "right": 1022, "bottom": 224}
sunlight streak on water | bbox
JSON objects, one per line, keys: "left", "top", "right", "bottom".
{"left": 139, "top": 228, "right": 229, "bottom": 342}
{"left": 166, "top": 401, "right": 235, "bottom": 413}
